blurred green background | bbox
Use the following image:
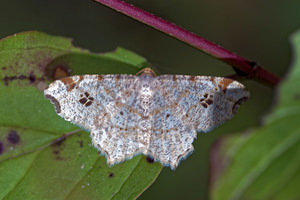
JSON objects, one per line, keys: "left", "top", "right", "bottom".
{"left": 1, "top": 0, "right": 300, "bottom": 199}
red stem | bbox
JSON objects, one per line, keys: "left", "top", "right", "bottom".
{"left": 94, "top": 0, "right": 280, "bottom": 86}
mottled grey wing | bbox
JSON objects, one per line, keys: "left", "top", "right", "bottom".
{"left": 44, "top": 74, "right": 143, "bottom": 164}
{"left": 147, "top": 75, "right": 249, "bottom": 169}
{"left": 44, "top": 75, "right": 135, "bottom": 130}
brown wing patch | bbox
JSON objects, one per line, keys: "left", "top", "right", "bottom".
{"left": 60, "top": 76, "right": 83, "bottom": 91}
{"left": 218, "top": 78, "right": 234, "bottom": 93}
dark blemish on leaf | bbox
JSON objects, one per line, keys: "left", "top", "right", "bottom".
{"left": 3, "top": 73, "right": 37, "bottom": 86}
{"left": 0, "top": 142, "right": 4, "bottom": 154}
{"left": 45, "top": 94, "right": 61, "bottom": 113}
{"left": 7, "top": 130, "right": 20, "bottom": 144}
{"left": 29, "top": 72, "right": 36, "bottom": 83}
{"left": 4, "top": 76, "right": 15, "bottom": 86}
{"left": 52, "top": 135, "right": 67, "bottom": 147}
{"left": 54, "top": 66, "right": 71, "bottom": 79}
{"left": 78, "top": 140, "right": 83, "bottom": 148}
{"left": 56, "top": 156, "right": 64, "bottom": 160}
{"left": 77, "top": 132, "right": 82, "bottom": 137}
{"left": 52, "top": 149, "right": 64, "bottom": 160}
{"left": 18, "top": 75, "right": 26, "bottom": 80}
{"left": 146, "top": 156, "right": 154, "bottom": 163}
{"left": 51, "top": 135, "right": 67, "bottom": 160}
{"left": 1, "top": 66, "right": 7, "bottom": 70}
{"left": 108, "top": 172, "right": 114, "bottom": 178}
{"left": 56, "top": 138, "right": 66, "bottom": 146}
{"left": 53, "top": 150, "right": 60, "bottom": 155}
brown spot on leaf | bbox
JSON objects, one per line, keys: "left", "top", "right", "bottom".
{"left": 53, "top": 66, "right": 71, "bottom": 80}
{"left": 29, "top": 73, "right": 36, "bottom": 83}
{"left": 0, "top": 142, "right": 4, "bottom": 155}
{"left": 1, "top": 66, "right": 7, "bottom": 70}
{"left": 108, "top": 172, "right": 114, "bottom": 178}
{"left": 78, "top": 140, "right": 83, "bottom": 148}
{"left": 146, "top": 156, "right": 154, "bottom": 163}
{"left": 19, "top": 75, "right": 26, "bottom": 80}
{"left": 3, "top": 76, "right": 12, "bottom": 85}
{"left": 53, "top": 150, "right": 60, "bottom": 155}
{"left": 52, "top": 135, "right": 67, "bottom": 147}
{"left": 55, "top": 155, "right": 64, "bottom": 160}
{"left": 7, "top": 130, "right": 20, "bottom": 144}
{"left": 51, "top": 135, "right": 67, "bottom": 160}
{"left": 45, "top": 94, "right": 61, "bottom": 113}
{"left": 3, "top": 74, "right": 36, "bottom": 86}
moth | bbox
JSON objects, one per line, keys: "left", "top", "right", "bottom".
{"left": 44, "top": 68, "right": 249, "bottom": 169}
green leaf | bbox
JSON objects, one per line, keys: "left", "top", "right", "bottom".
{"left": 210, "top": 30, "right": 300, "bottom": 200}
{"left": 0, "top": 31, "right": 162, "bottom": 200}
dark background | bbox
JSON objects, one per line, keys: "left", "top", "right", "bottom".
{"left": 1, "top": 0, "right": 299, "bottom": 199}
